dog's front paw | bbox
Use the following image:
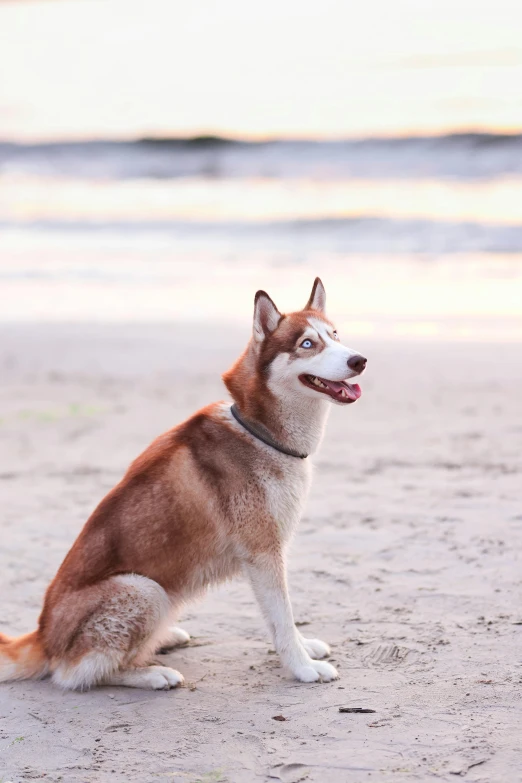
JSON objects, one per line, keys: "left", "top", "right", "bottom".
{"left": 293, "top": 660, "right": 339, "bottom": 683}
{"left": 300, "top": 637, "right": 331, "bottom": 659}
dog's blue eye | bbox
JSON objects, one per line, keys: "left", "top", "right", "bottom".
{"left": 301, "top": 339, "right": 313, "bottom": 349}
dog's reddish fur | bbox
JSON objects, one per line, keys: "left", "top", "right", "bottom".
{"left": 0, "top": 631, "right": 47, "bottom": 680}
{"left": 37, "top": 405, "right": 273, "bottom": 665}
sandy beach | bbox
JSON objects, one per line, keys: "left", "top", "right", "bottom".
{"left": 2, "top": 0, "right": 522, "bottom": 779}
{"left": 0, "top": 322, "right": 521, "bottom": 782}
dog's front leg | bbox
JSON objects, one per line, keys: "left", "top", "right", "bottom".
{"left": 243, "top": 553, "right": 338, "bottom": 683}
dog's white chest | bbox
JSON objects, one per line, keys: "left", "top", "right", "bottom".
{"left": 261, "top": 458, "right": 312, "bottom": 541}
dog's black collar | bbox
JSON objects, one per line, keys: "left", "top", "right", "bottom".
{"left": 230, "top": 404, "right": 308, "bottom": 459}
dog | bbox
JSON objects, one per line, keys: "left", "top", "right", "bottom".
{"left": 0, "top": 278, "right": 366, "bottom": 691}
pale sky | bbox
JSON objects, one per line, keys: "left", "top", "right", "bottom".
{"left": 1, "top": 0, "right": 522, "bottom": 140}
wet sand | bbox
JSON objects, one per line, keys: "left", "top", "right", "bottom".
{"left": 1, "top": 323, "right": 521, "bottom": 783}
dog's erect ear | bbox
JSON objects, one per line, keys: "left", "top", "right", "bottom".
{"left": 304, "top": 277, "right": 326, "bottom": 312}
{"left": 253, "top": 290, "right": 281, "bottom": 341}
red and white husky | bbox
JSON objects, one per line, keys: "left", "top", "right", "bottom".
{"left": 0, "top": 278, "right": 366, "bottom": 691}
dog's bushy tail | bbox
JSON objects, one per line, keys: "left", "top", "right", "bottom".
{"left": 0, "top": 630, "right": 48, "bottom": 682}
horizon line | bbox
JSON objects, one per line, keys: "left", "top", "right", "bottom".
{"left": 2, "top": 127, "right": 522, "bottom": 147}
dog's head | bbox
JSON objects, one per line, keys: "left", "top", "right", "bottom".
{"left": 253, "top": 278, "right": 366, "bottom": 406}
{"left": 224, "top": 278, "right": 366, "bottom": 412}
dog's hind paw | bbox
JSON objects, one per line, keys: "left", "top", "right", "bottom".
{"left": 108, "top": 665, "right": 185, "bottom": 690}
{"left": 156, "top": 626, "right": 191, "bottom": 654}
{"left": 149, "top": 665, "right": 185, "bottom": 689}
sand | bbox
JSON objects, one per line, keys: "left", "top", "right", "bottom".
{"left": 1, "top": 323, "right": 521, "bottom": 783}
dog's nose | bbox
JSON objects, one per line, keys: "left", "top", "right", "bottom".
{"left": 347, "top": 355, "right": 367, "bottom": 374}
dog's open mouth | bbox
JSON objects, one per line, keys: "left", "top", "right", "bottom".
{"left": 299, "top": 374, "right": 362, "bottom": 404}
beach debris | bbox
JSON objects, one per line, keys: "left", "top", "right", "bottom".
{"left": 339, "top": 707, "right": 376, "bottom": 713}
{"left": 272, "top": 714, "right": 287, "bottom": 721}
{"left": 269, "top": 763, "right": 310, "bottom": 782}
{"left": 448, "top": 755, "right": 489, "bottom": 776}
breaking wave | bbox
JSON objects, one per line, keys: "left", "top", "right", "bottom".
{"left": 2, "top": 132, "right": 522, "bottom": 180}
{"left": 3, "top": 215, "right": 522, "bottom": 254}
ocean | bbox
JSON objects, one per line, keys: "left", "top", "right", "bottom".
{"left": 1, "top": 133, "right": 522, "bottom": 340}
{"left": 1, "top": 0, "right": 522, "bottom": 339}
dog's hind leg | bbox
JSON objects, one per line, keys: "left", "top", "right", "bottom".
{"left": 46, "top": 574, "right": 184, "bottom": 691}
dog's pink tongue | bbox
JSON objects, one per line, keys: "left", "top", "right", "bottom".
{"left": 346, "top": 383, "right": 362, "bottom": 400}
{"left": 324, "top": 380, "right": 362, "bottom": 401}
